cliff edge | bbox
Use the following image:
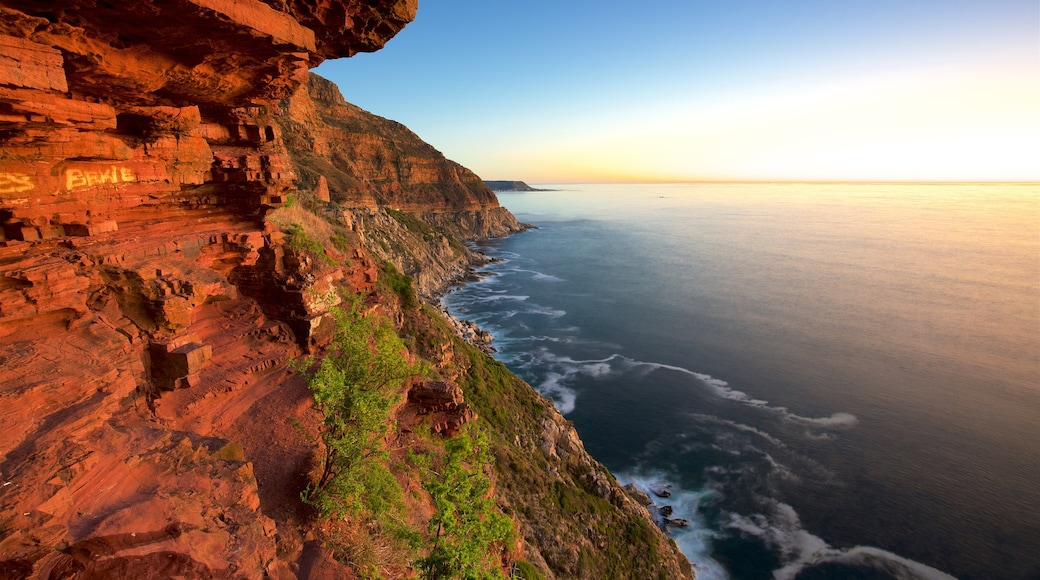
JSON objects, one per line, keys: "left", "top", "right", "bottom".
{"left": 0, "top": 1, "right": 693, "bottom": 578}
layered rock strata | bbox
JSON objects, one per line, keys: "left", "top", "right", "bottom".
{"left": 0, "top": 1, "right": 693, "bottom": 578}
{"left": 0, "top": 1, "right": 411, "bottom": 576}
{"left": 277, "top": 74, "right": 529, "bottom": 296}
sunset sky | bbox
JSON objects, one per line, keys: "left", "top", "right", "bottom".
{"left": 316, "top": 0, "right": 1039, "bottom": 183}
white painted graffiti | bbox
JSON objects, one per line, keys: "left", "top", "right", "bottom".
{"left": 0, "top": 173, "right": 35, "bottom": 194}
{"left": 65, "top": 165, "right": 136, "bottom": 191}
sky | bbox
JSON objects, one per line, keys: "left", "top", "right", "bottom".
{"left": 315, "top": 0, "right": 1040, "bottom": 183}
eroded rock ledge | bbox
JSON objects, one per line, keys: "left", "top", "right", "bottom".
{"left": 0, "top": 1, "right": 413, "bottom": 576}
{"left": 0, "top": 1, "right": 692, "bottom": 578}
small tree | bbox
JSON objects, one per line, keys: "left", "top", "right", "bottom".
{"left": 302, "top": 296, "right": 425, "bottom": 518}
{"left": 417, "top": 427, "right": 515, "bottom": 580}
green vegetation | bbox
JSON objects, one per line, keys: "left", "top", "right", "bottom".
{"left": 296, "top": 298, "right": 520, "bottom": 579}
{"left": 379, "top": 260, "right": 418, "bottom": 310}
{"left": 387, "top": 208, "right": 435, "bottom": 237}
{"left": 511, "top": 561, "right": 546, "bottom": 580}
{"left": 298, "top": 297, "right": 426, "bottom": 518}
{"left": 331, "top": 233, "right": 352, "bottom": 251}
{"left": 441, "top": 332, "right": 688, "bottom": 580}
{"left": 386, "top": 208, "right": 468, "bottom": 256}
{"left": 283, "top": 222, "right": 332, "bottom": 264}
{"left": 415, "top": 426, "right": 515, "bottom": 580}
{"left": 267, "top": 202, "right": 355, "bottom": 266}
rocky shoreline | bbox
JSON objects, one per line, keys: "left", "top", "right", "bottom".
{"left": 437, "top": 300, "right": 497, "bottom": 354}
{"left": 434, "top": 260, "right": 501, "bottom": 354}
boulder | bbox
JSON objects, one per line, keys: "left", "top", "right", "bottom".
{"left": 649, "top": 483, "right": 672, "bottom": 498}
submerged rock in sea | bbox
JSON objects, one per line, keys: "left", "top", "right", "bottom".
{"left": 649, "top": 483, "right": 673, "bottom": 498}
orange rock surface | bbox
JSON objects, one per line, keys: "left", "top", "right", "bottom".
{"left": 279, "top": 74, "right": 501, "bottom": 213}
{"left": 0, "top": 0, "right": 414, "bottom": 576}
{"left": 0, "top": 2, "right": 697, "bottom": 579}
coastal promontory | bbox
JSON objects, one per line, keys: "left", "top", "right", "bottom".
{"left": 485, "top": 180, "right": 548, "bottom": 192}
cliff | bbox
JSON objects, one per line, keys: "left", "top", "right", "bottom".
{"left": 275, "top": 73, "right": 529, "bottom": 297}
{"left": 0, "top": 1, "right": 693, "bottom": 578}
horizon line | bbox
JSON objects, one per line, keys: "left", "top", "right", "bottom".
{"left": 490, "top": 179, "right": 1040, "bottom": 186}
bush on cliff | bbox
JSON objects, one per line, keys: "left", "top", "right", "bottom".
{"left": 298, "top": 297, "right": 426, "bottom": 519}
{"left": 267, "top": 203, "right": 351, "bottom": 265}
{"left": 380, "top": 260, "right": 418, "bottom": 310}
{"left": 415, "top": 425, "right": 515, "bottom": 580}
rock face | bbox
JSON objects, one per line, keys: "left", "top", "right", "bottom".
{"left": 0, "top": 1, "right": 412, "bottom": 576}
{"left": 280, "top": 74, "right": 498, "bottom": 213}
{"left": 275, "top": 73, "right": 529, "bottom": 297}
{"left": 0, "top": 1, "right": 692, "bottom": 578}
{"left": 278, "top": 73, "right": 529, "bottom": 241}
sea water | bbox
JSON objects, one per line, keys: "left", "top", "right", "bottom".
{"left": 442, "top": 183, "right": 1040, "bottom": 580}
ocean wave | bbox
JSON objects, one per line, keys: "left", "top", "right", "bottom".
{"left": 475, "top": 294, "right": 530, "bottom": 303}
{"left": 525, "top": 305, "right": 567, "bottom": 318}
{"left": 504, "top": 267, "right": 564, "bottom": 282}
{"left": 538, "top": 371, "right": 578, "bottom": 414}
{"left": 626, "top": 358, "right": 858, "bottom": 431}
{"left": 727, "top": 501, "right": 956, "bottom": 580}
{"left": 512, "top": 350, "right": 855, "bottom": 431}
{"left": 555, "top": 352, "right": 856, "bottom": 432}
{"left": 689, "top": 413, "right": 789, "bottom": 449}
{"left": 515, "top": 351, "right": 628, "bottom": 414}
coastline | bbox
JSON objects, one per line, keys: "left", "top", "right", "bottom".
{"left": 434, "top": 182, "right": 1035, "bottom": 579}
{"left": 429, "top": 227, "right": 535, "bottom": 354}
{"left": 432, "top": 227, "right": 706, "bottom": 574}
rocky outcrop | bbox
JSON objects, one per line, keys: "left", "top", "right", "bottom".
{"left": 401, "top": 378, "right": 475, "bottom": 437}
{"left": 0, "top": 0, "right": 411, "bottom": 576}
{"left": 0, "top": 1, "right": 691, "bottom": 578}
{"left": 271, "top": 73, "right": 529, "bottom": 297}
{"left": 279, "top": 74, "right": 502, "bottom": 213}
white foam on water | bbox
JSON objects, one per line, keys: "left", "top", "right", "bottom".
{"left": 504, "top": 267, "right": 564, "bottom": 282}
{"left": 538, "top": 371, "right": 577, "bottom": 414}
{"left": 514, "top": 335, "right": 566, "bottom": 343}
{"left": 532, "top": 272, "right": 564, "bottom": 282}
{"left": 530, "top": 352, "right": 626, "bottom": 414}
{"left": 526, "top": 305, "right": 567, "bottom": 318}
{"left": 689, "top": 413, "right": 789, "bottom": 449}
{"left": 620, "top": 357, "right": 858, "bottom": 431}
{"left": 617, "top": 471, "right": 730, "bottom": 580}
{"left": 727, "top": 501, "right": 957, "bottom": 580}
{"left": 478, "top": 294, "right": 530, "bottom": 303}
{"left": 790, "top": 411, "right": 859, "bottom": 428}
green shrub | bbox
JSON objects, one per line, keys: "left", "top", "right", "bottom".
{"left": 416, "top": 426, "right": 515, "bottom": 580}
{"left": 380, "top": 260, "right": 418, "bottom": 309}
{"left": 331, "top": 233, "right": 352, "bottom": 251}
{"left": 511, "top": 561, "right": 545, "bottom": 580}
{"left": 298, "top": 297, "right": 426, "bottom": 518}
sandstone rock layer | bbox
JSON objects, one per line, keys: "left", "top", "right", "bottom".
{"left": 0, "top": 1, "right": 692, "bottom": 578}
{"left": 0, "top": 0, "right": 413, "bottom": 576}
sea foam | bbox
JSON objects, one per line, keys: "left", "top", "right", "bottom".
{"left": 728, "top": 500, "right": 957, "bottom": 580}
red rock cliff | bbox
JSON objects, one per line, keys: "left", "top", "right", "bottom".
{"left": 0, "top": 1, "right": 415, "bottom": 577}
{"left": 0, "top": 2, "right": 693, "bottom": 579}
{"left": 280, "top": 73, "right": 500, "bottom": 213}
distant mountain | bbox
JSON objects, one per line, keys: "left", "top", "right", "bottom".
{"left": 484, "top": 180, "right": 548, "bottom": 192}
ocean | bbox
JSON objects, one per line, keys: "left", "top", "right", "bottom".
{"left": 442, "top": 183, "right": 1040, "bottom": 580}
